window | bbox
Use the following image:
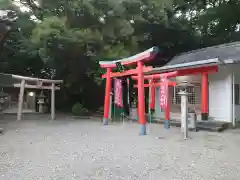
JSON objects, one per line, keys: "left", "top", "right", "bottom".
{"left": 235, "top": 84, "right": 240, "bottom": 105}
{"left": 172, "top": 84, "right": 201, "bottom": 105}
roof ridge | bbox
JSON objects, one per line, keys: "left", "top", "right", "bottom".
{"left": 176, "top": 41, "right": 240, "bottom": 58}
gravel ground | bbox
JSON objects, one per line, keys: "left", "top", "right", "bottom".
{"left": 1, "top": 116, "right": 240, "bottom": 180}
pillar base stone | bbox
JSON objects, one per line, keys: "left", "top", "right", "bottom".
{"left": 139, "top": 124, "right": 147, "bottom": 135}
{"left": 201, "top": 113, "right": 208, "bottom": 121}
{"left": 164, "top": 120, "right": 170, "bottom": 129}
{"left": 103, "top": 118, "right": 108, "bottom": 125}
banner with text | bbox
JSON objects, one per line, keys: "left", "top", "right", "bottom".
{"left": 160, "top": 77, "right": 169, "bottom": 109}
{"left": 114, "top": 79, "right": 123, "bottom": 107}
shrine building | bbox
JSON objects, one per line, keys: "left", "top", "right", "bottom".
{"left": 134, "top": 41, "right": 240, "bottom": 127}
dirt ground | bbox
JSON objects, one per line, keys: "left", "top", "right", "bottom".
{"left": 1, "top": 115, "right": 240, "bottom": 180}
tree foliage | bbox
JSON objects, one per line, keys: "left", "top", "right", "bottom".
{"left": 1, "top": 0, "right": 240, "bottom": 111}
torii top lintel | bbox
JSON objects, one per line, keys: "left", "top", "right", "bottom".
{"left": 99, "top": 47, "right": 159, "bottom": 68}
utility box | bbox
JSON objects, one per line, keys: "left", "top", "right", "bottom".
{"left": 188, "top": 108, "right": 197, "bottom": 131}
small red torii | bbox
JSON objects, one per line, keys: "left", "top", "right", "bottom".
{"left": 132, "top": 71, "right": 178, "bottom": 128}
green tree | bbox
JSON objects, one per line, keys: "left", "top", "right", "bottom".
{"left": 3, "top": 0, "right": 240, "bottom": 112}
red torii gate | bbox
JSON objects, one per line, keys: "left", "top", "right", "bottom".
{"left": 100, "top": 47, "right": 159, "bottom": 135}
{"left": 132, "top": 72, "right": 178, "bottom": 128}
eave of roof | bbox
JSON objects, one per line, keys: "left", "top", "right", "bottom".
{"left": 167, "top": 41, "right": 240, "bottom": 66}
{"left": 144, "top": 57, "right": 237, "bottom": 75}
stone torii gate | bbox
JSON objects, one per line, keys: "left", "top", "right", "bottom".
{"left": 11, "top": 75, "right": 63, "bottom": 121}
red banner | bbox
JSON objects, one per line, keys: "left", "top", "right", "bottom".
{"left": 160, "top": 77, "right": 169, "bottom": 109}
{"left": 114, "top": 79, "right": 123, "bottom": 107}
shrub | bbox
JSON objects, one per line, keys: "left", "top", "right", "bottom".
{"left": 97, "top": 106, "right": 104, "bottom": 112}
{"left": 72, "top": 103, "right": 89, "bottom": 116}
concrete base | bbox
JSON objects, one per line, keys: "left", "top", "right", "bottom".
{"left": 103, "top": 118, "right": 108, "bottom": 125}
{"left": 139, "top": 124, "right": 147, "bottom": 135}
{"left": 164, "top": 120, "right": 170, "bottom": 129}
{"left": 201, "top": 113, "right": 208, "bottom": 121}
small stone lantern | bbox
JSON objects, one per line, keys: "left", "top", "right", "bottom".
{"left": 37, "top": 91, "right": 46, "bottom": 113}
{"left": 177, "top": 81, "right": 194, "bottom": 139}
{"left": 0, "top": 89, "right": 9, "bottom": 111}
{"left": 0, "top": 88, "right": 8, "bottom": 134}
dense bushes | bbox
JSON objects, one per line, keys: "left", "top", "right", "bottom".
{"left": 72, "top": 102, "right": 89, "bottom": 116}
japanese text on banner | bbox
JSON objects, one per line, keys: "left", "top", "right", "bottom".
{"left": 160, "top": 78, "right": 169, "bottom": 109}
{"left": 114, "top": 79, "right": 123, "bottom": 107}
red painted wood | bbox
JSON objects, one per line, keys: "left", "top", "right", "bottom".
{"left": 177, "top": 66, "right": 218, "bottom": 76}
{"left": 149, "top": 80, "right": 155, "bottom": 110}
{"left": 201, "top": 72, "right": 208, "bottom": 113}
{"left": 132, "top": 71, "right": 178, "bottom": 80}
{"left": 101, "top": 66, "right": 152, "bottom": 78}
{"left": 131, "top": 65, "right": 218, "bottom": 80}
{"left": 103, "top": 68, "right": 112, "bottom": 120}
{"left": 137, "top": 61, "right": 146, "bottom": 125}
{"left": 133, "top": 82, "right": 176, "bottom": 88}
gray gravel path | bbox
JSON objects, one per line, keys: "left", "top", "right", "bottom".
{"left": 1, "top": 116, "right": 240, "bottom": 180}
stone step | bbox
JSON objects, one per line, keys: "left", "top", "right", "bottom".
{"left": 129, "top": 116, "right": 230, "bottom": 132}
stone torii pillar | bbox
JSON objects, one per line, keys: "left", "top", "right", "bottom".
{"left": 17, "top": 79, "right": 25, "bottom": 121}
{"left": 51, "top": 83, "right": 56, "bottom": 120}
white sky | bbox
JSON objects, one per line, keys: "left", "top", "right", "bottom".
{"left": 12, "top": 0, "right": 39, "bottom": 21}
{"left": 13, "top": 0, "right": 31, "bottom": 13}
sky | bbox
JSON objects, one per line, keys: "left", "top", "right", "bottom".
{"left": 12, "top": 0, "right": 39, "bottom": 21}
{"left": 13, "top": 0, "right": 31, "bottom": 13}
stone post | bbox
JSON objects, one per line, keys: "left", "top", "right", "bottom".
{"left": 177, "top": 81, "right": 194, "bottom": 140}
{"left": 178, "top": 90, "right": 189, "bottom": 139}
{"left": 51, "top": 83, "right": 55, "bottom": 120}
{"left": 108, "top": 91, "right": 113, "bottom": 120}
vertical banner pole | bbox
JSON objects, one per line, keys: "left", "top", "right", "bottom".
{"left": 148, "top": 79, "right": 152, "bottom": 124}
{"left": 122, "top": 80, "right": 124, "bottom": 124}
{"left": 108, "top": 91, "right": 112, "bottom": 121}
{"left": 113, "top": 99, "right": 116, "bottom": 124}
